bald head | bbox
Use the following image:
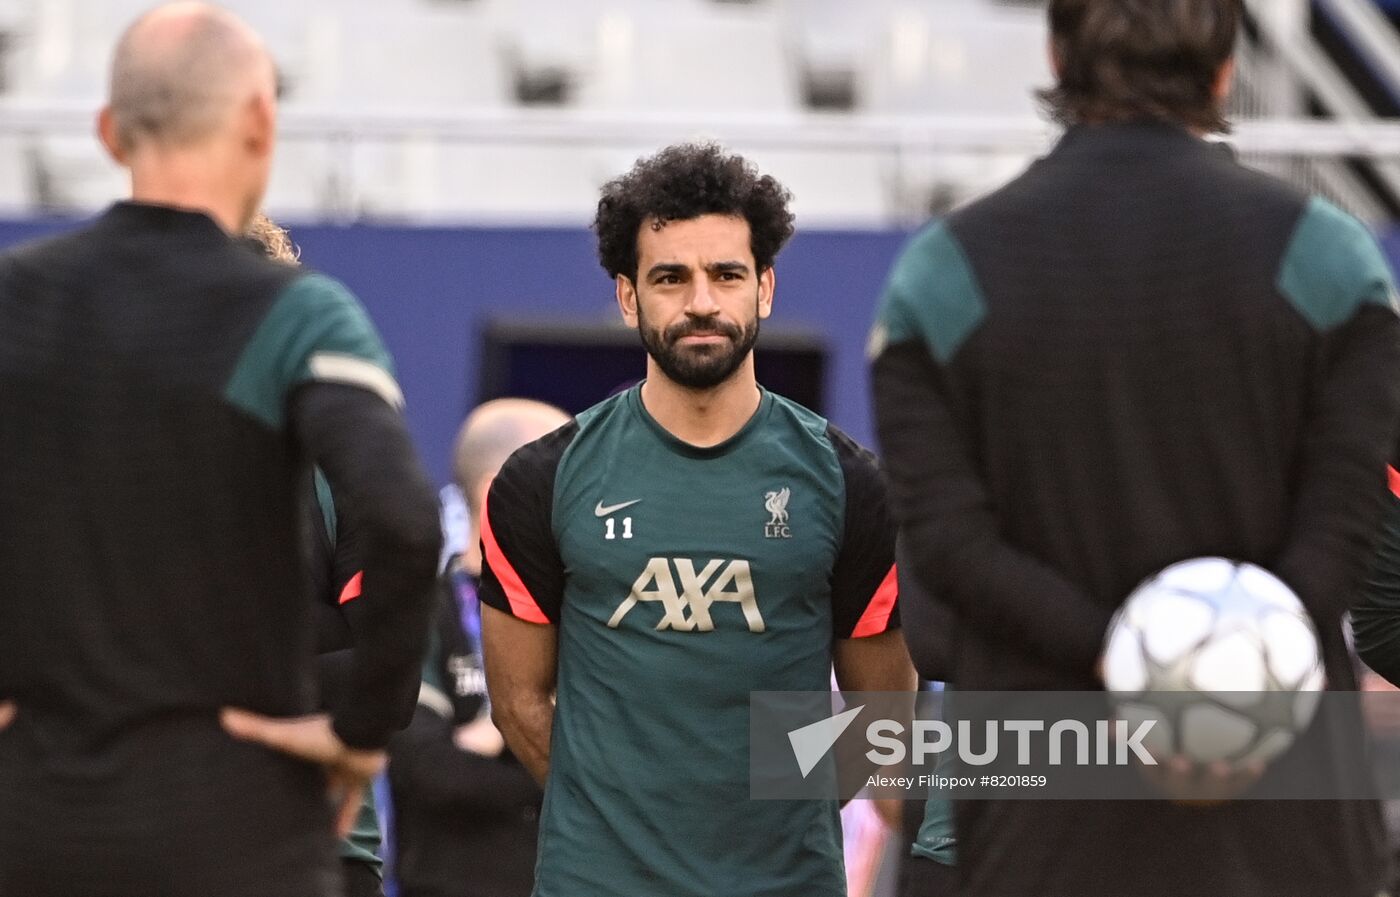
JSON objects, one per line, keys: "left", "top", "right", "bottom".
{"left": 454, "top": 399, "right": 571, "bottom": 513}
{"left": 107, "top": 2, "right": 274, "bottom": 151}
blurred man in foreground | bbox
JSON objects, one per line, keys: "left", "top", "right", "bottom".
{"left": 246, "top": 213, "right": 394, "bottom": 897}
{"left": 0, "top": 6, "right": 440, "bottom": 896}
{"left": 871, "top": 1, "right": 1400, "bottom": 895}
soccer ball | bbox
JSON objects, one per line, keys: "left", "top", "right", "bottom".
{"left": 1102, "top": 557, "right": 1324, "bottom": 769}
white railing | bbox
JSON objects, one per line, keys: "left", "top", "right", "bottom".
{"left": 7, "top": 102, "right": 1400, "bottom": 155}
{"left": 6, "top": 103, "right": 1400, "bottom": 224}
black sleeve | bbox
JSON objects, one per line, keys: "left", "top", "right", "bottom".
{"left": 289, "top": 382, "right": 441, "bottom": 750}
{"left": 303, "top": 484, "right": 359, "bottom": 662}
{"left": 329, "top": 495, "right": 385, "bottom": 642}
{"left": 323, "top": 496, "right": 426, "bottom": 722}
{"left": 1274, "top": 304, "right": 1400, "bottom": 625}
{"left": 308, "top": 504, "right": 358, "bottom": 710}
{"left": 872, "top": 340, "right": 1115, "bottom": 673}
{"left": 827, "top": 425, "right": 900, "bottom": 639}
{"left": 312, "top": 582, "right": 354, "bottom": 655}
{"left": 1354, "top": 472, "right": 1400, "bottom": 685}
{"left": 895, "top": 535, "right": 957, "bottom": 683}
{"left": 388, "top": 703, "right": 542, "bottom": 815}
{"left": 310, "top": 545, "right": 355, "bottom": 649}
{"left": 478, "top": 423, "right": 577, "bottom": 625}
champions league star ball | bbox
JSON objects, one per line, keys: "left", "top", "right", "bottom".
{"left": 1102, "top": 557, "right": 1325, "bottom": 769}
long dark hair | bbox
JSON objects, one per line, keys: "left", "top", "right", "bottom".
{"left": 1038, "top": 0, "right": 1243, "bottom": 133}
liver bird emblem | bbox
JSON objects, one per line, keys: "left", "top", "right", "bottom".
{"left": 764, "top": 487, "right": 791, "bottom": 526}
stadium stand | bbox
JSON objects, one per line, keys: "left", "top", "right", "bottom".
{"left": 0, "top": 0, "right": 1397, "bottom": 225}
{"left": 0, "top": 0, "right": 1058, "bottom": 223}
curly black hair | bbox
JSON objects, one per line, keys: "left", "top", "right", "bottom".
{"left": 593, "top": 142, "right": 796, "bottom": 281}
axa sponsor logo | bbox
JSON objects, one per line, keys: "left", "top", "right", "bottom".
{"left": 609, "top": 557, "right": 765, "bottom": 633}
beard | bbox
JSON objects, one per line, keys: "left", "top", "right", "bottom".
{"left": 637, "top": 302, "right": 760, "bottom": 391}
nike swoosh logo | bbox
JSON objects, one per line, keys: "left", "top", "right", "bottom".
{"left": 594, "top": 499, "right": 642, "bottom": 517}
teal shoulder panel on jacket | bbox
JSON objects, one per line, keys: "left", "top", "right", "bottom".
{"left": 869, "top": 221, "right": 987, "bottom": 365}
{"left": 223, "top": 273, "right": 397, "bottom": 428}
{"left": 1277, "top": 196, "right": 1399, "bottom": 332}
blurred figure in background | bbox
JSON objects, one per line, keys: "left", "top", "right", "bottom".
{"left": 389, "top": 399, "right": 567, "bottom": 897}
{"left": 0, "top": 5, "right": 439, "bottom": 897}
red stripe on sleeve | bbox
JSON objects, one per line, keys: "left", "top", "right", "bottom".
{"left": 851, "top": 564, "right": 898, "bottom": 638}
{"left": 337, "top": 571, "right": 363, "bottom": 605}
{"left": 1389, "top": 465, "right": 1400, "bottom": 499}
{"left": 481, "top": 490, "right": 551, "bottom": 624}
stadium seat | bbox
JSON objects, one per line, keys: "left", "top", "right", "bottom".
{"left": 290, "top": 6, "right": 508, "bottom": 110}
{"left": 350, "top": 140, "right": 631, "bottom": 224}
{"left": 4, "top": 0, "right": 136, "bottom": 102}
{"left": 779, "top": 0, "right": 908, "bottom": 109}
{"left": 572, "top": 4, "right": 799, "bottom": 113}
{"left": 489, "top": 0, "right": 611, "bottom": 105}
{"left": 860, "top": 2, "right": 1051, "bottom": 117}
{"left": 737, "top": 145, "right": 894, "bottom": 227}
{"left": 27, "top": 133, "right": 124, "bottom": 213}
{"left": 273, "top": 3, "right": 511, "bottom": 220}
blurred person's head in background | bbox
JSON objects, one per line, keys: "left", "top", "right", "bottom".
{"left": 594, "top": 143, "right": 794, "bottom": 393}
{"left": 1040, "top": 0, "right": 1242, "bottom": 134}
{"left": 98, "top": 2, "right": 279, "bottom": 234}
{"left": 453, "top": 398, "right": 570, "bottom": 575}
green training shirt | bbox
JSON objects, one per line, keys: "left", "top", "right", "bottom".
{"left": 479, "top": 385, "right": 900, "bottom": 897}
